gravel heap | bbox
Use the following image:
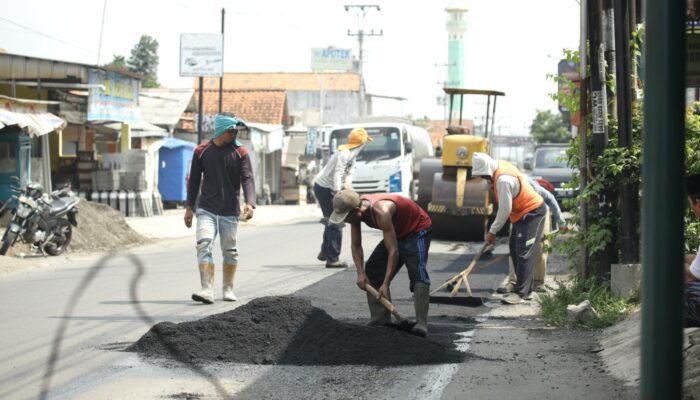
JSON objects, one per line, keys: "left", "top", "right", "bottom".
{"left": 128, "top": 296, "right": 464, "bottom": 366}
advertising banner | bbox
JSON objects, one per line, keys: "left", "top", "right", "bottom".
{"left": 180, "top": 33, "right": 224, "bottom": 77}
{"left": 87, "top": 69, "right": 140, "bottom": 123}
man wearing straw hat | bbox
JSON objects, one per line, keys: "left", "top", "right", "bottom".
{"left": 184, "top": 113, "right": 256, "bottom": 304}
{"left": 313, "top": 127, "right": 372, "bottom": 268}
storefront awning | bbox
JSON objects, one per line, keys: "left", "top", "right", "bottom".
{"left": 0, "top": 95, "right": 66, "bottom": 137}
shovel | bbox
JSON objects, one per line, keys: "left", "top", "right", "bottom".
{"left": 364, "top": 283, "right": 419, "bottom": 335}
{"left": 430, "top": 242, "right": 508, "bottom": 306}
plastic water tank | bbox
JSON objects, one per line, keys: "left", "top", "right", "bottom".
{"left": 109, "top": 190, "right": 119, "bottom": 210}
{"left": 127, "top": 191, "right": 136, "bottom": 217}
{"left": 118, "top": 191, "right": 127, "bottom": 217}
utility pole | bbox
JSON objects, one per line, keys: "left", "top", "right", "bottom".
{"left": 641, "top": 0, "right": 685, "bottom": 397}
{"left": 614, "top": 0, "right": 639, "bottom": 263}
{"left": 345, "top": 4, "right": 382, "bottom": 117}
{"left": 579, "top": 0, "right": 590, "bottom": 278}
{"left": 219, "top": 8, "right": 225, "bottom": 114}
{"left": 588, "top": 0, "right": 612, "bottom": 280}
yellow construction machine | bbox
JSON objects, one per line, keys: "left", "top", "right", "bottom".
{"left": 417, "top": 88, "right": 506, "bottom": 240}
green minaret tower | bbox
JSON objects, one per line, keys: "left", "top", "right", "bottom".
{"left": 446, "top": 1, "right": 468, "bottom": 121}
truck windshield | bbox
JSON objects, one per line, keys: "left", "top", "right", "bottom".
{"left": 535, "top": 148, "right": 568, "bottom": 168}
{"left": 330, "top": 127, "right": 402, "bottom": 161}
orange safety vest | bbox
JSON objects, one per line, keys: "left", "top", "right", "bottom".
{"left": 493, "top": 160, "right": 544, "bottom": 223}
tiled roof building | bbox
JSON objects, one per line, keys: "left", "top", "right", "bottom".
{"left": 194, "top": 72, "right": 361, "bottom": 126}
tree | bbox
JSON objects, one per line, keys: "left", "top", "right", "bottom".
{"left": 127, "top": 35, "right": 159, "bottom": 88}
{"left": 529, "top": 110, "right": 570, "bottom": 144}
{"left": 104, "top": 55, "right": 128, "bottom": 73}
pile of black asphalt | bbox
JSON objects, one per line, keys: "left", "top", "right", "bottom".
{"left": 128, "top": 296, "right": 465, "bottom": 366}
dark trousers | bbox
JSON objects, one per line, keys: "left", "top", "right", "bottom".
{"left": 685, "top": 281, "right": 700, "bottom": 327}
{"left": 509, "top": 203, "right": 547, "bottom": 297}
{"left": 365, "top": 229, "right": 432, "bottom": 292}
{"left": 314, "top": 183, "right": 341, "bottom": 263}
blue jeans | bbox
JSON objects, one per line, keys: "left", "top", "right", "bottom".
{"left": 365, "top": 229, "right": 432, "bottom": 292}
{"left": 314, "top": 183, "right": 341, "bottom": 263}
{"left": 195, "top": 208, "right": 239, "bottom": 265}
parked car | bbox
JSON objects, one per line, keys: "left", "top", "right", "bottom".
{"left": 525, "top": 144, "right": 577, "bottom": 208}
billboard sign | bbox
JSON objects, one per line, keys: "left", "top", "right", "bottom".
{"left": 311, "top": 47, "right": 353, "bottom": 72}
{"left": 180, "top": 33, "right": 224, "bottom": 77}
{"left": 87, "top": 69, "right": 140, "bottom": 123}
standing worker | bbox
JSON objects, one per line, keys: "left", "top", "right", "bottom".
{"left": 685, "top": 173, "right": 700, "bottom": 327}
{"left": 184, "top": 113, "right": 256, "bottom": 304}
{"left": 472, "top": 152, "right": 546, "bottom": 305}
{"left": 329, "top": 189, "right": 432, "bottom": 337}
{"left": 497, "top": 175, "right": 568, "bottom": 294}
{"left": 313, "top": 128, "right": 372, "bottom": 268}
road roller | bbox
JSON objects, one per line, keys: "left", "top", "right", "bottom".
{"left": 417, "top": 88, "right": 506, "bottom": 241}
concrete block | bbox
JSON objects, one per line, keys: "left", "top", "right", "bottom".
{"left": 611, "top": 263, "right": 642, "bottom": 299}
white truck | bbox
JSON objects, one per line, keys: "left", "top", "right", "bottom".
{"left": 327, "top": 121, "right": 434, "bottom": 199}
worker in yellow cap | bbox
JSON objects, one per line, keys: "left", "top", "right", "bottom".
{"left": 313, "top": 127, "right": 372, "bottom": 268}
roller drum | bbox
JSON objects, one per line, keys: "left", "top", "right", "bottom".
{"left": 416, "top": 159, "right": 443, "bottom": 210}
{"left": 428, "top": 174, "right": 492, "bottom": 241}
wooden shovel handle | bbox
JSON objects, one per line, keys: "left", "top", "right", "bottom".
{"left": 365, "top": 283, "right": 406, "bottom": 321}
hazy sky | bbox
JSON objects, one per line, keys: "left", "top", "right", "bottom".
{"left": 0, "top": 0, "right": 580, "bottom": 134}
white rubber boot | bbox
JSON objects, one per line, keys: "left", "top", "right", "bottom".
{"left": 411, "top": 283, "right": 430, "bottom": 337}
{"left": 192, "top": 263, "right": 214, "bottom": 304}
{"left": 222, "top": 263, "right": 237, "bottom": 301}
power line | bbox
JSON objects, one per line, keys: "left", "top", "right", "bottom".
{"left": 0, "top": 15, "right": 97, "bottom": 56}
{"left": 97, "top": 0, "right": 108, "bottom": 65}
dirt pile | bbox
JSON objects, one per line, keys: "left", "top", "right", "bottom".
{"left": 70, "top": 200, "right": 148, "bottom": 252}
{"left": 0, "top": 200, "right": 148, "bottom": 256}
{"left": 128, "top": 296, "right": 465, "bottom": 366}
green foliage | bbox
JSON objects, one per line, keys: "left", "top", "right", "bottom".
{"left": 539, "top": 276, "right": 638, "bottom": 329}
{"left": 685, "top": 107, "right": 700, "bottom": 252}
{"left": 529, "top": 109, "right": 570, "bottom": 144}
{"left": 104, "top": 54, "right": 128, "bottom": 73}
{"left": 127, "top": 35, "right": 160, "bottom": 88}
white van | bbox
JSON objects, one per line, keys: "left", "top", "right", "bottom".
{"left": 327, "top": 122, "right": 433, "bottom": 198}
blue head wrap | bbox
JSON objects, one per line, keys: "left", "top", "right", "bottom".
{"left": 213, "top": 114, "right": 248, "bottom": 141}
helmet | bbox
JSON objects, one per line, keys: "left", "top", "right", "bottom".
{"left": 26, "top": 182, "right": 44, "bottom": 200}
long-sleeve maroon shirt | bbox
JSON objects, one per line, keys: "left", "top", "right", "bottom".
{"left": 186, "top": 141, "right": 256, "bottom": 216}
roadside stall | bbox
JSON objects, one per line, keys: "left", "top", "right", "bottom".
{"left": 0, "top": 95, "right": 66, "bottom": 203}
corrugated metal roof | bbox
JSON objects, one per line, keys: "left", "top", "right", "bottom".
{"left": 139, "top": 88, "right": 194, "bottom": 129}
{"left": 0, "top": 52, "right": 144, "bottom": 82}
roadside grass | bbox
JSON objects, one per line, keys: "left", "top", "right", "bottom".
{"left": 539, "top": 276, "right": 639, "bottom": 329}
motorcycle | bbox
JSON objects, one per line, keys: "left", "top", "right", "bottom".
{"left": 0, "top": 177, "right": 79, "bottom": 256}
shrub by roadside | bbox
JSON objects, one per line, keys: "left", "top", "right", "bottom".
{"left": 539, "top": 276, "right": 639, "bottom": 329}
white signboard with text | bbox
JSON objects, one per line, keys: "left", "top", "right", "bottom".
{"left": 180, "top": 33, "right": 224, "bottom": 77}
{"left": 310, "top": 47, "right": 353, "bottom": 72}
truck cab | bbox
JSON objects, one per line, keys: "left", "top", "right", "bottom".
{"left": 328, "top": 122, "right": 432, "bottom": 198}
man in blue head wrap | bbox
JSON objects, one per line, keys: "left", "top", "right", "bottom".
{"left": 184, "top": 112, "right": 256, "bottom": 304}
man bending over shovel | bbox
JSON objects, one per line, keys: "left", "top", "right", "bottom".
{"left": 329, "top": 190, "right": 432, "bottom": 337}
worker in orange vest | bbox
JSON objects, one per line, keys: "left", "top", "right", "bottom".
{"left": 472, "top": 152, "right": 547, "bottom": 305}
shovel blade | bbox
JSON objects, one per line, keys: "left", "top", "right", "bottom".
{"left": 383, "top": 320, "right": 418, "bottom": 334}
{"left": 429, "top": 295, "right": 485, "bottom": 307}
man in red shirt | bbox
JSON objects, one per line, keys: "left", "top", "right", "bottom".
{"left": 329, "top": 190, "right": 432, "bottom": 337}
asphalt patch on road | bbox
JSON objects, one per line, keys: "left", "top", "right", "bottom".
{"left": 128, "top": 296, "right": 465, "bottom": 366}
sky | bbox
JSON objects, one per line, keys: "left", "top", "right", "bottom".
{"left": 0, "top": 0, "right": 580, "bottom": 135}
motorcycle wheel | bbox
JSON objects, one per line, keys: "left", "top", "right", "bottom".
{"left": 45, "top": 220, "right": 72, "bottom": 256}
{"left": 0, "top": 229, "right": 17, "bottom": 256}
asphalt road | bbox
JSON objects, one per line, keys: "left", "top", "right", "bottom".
{"left": 0, "top": 220, "right": 635, "bottom": 399}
